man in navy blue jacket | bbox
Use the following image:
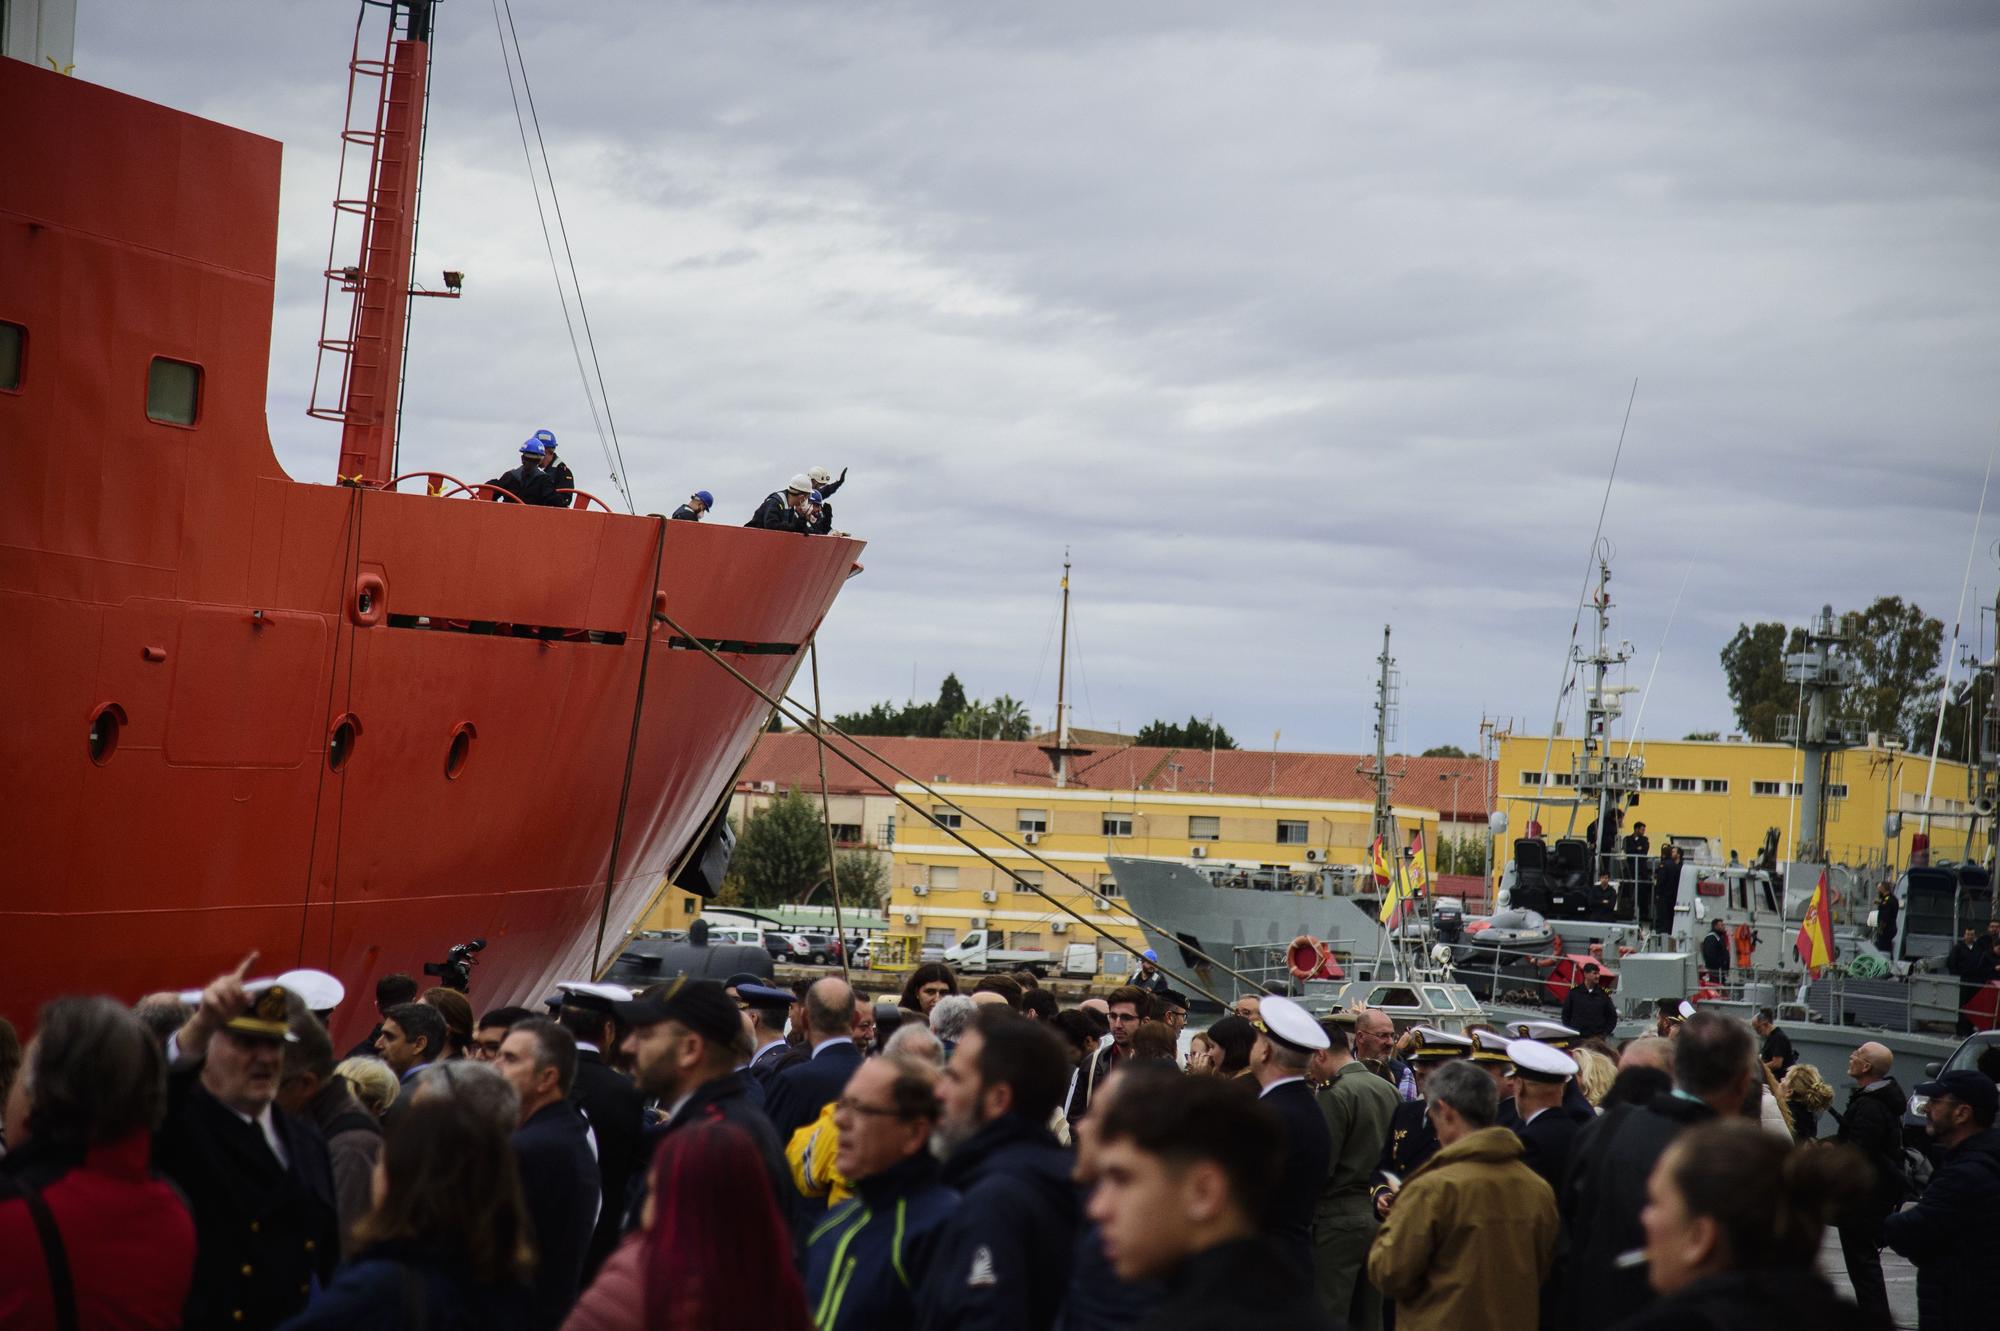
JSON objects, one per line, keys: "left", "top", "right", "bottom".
{"left": 765, "top": 977, "right": 866, "bottom": 1146}
{"left": 805, "top": 1053, "right": 959, "bottom": 1329}
{"left": 1884, "top": 1070, "right": 2000, "bottom": 1331}
{"left": 918, "top": 1007, "right": 1079, "bottom": 1331}
{"left": 497, "top": 1018, "right": 600, "bottom": 1331}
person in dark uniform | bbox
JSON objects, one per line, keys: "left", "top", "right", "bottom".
{"left": 1086, "top": 1074, "right": 1335, "bottom": 1331}
{"left": 155, "top": 964, "right": 340, "bottom": 1331}
{"left": 1651, "top": 845, "right": 1681, "bottom": 937}
{"left": 671, "top": 489, "right": 713, "bottom": 521}
{"left": 1559, "top": 962, "right": 1618, "bottom": 1041}
{"left": 487, "top": 436, "right": 559, "bottom": 505}
{"left": 740, "top": 983, "right": 797, "bottom": 1088}
{"left": 746, "top": 475, "right": 813, "bottom": 532}
{"left": 1472, "top": 1030, "right": 1521, "bottom": 1127}
{"left": 1699, "top": 919, "right": 1731, "bottom": 984}
{"left": 536, "top": 430, "right": 573, "bottom": 506}
{"left": 1371, "top": 1028, "right": 1472, "bottom": 1216}
{"left": 1752, "top": 1008, "right": 1796, "bottom": 1079}
{"left": 1947, "top": 925, "right": 1987, "bottom": 1037}
{"left": 1621, "top": 821, "right": 1650, "bottom": 919}
{"left": 1507, "top": 1020, "right": 1595, "bottom": 1118}
{"left": 1871, "top": 882, "right": 1900, "bottom": 955}
{"left": 1505, "top": 1040, "right": 1588, "bottom": 1193}
{"left": 550, "top": 982, "right": 644, "bottom": 1278}
{"left": 495, "top": 1019, "right": 599, "bottom": 1330}
{"left": 807, "top": 465, "right": 847, "bottom": 501}
{"left": 1246, "top": 995, "right": 1332, "bottom": 1280}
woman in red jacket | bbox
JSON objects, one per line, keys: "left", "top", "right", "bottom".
{"left": 0, "top": 996, "right": 196, "bottom": 1330}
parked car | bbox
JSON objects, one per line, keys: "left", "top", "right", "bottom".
{"left": 798, "top": 933, "right": 841, "bottom": 965}
{"left": 762, "top": 930, "right": 810, "bottom": 963}
{"left": 1904, "top": 1029, "right": 2000, "bottom": 1157}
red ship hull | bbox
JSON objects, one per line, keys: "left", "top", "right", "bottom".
{"left": 0, "top": 60, "right": 862, "bottom": 1049}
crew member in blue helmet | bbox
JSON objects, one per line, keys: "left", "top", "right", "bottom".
{"left": 672, "top": 490, "right": 713, "bottom": 521}
{"left": 1134, "top": 949, "right": 1170, "bottom": 995}
{"left": 536, "top": 430, "right": 573, "bottom": 506}
{"left": 488, "top": 435, "right": 557, "bottom": 506}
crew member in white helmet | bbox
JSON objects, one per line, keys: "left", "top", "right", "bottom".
{"left": 747, "top": 474, "right": 814, "bottom": 532}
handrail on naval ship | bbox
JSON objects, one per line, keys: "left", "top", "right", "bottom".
{"left": 650, "top": 606, "right": 1269, "bottom": 1006}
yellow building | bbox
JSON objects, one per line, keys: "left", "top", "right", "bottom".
{"left": 886, "top": 779, "right": 1446, "bottom": 979}
{"left": 1492, "top": 732, "right": 1984, "bottom": 872}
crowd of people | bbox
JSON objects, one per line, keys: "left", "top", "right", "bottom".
{"left": 3, "top": 955, "right": 1998, "bottom": 1331}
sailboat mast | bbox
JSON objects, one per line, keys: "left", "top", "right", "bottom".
{"left": 1055, "top": 552, "right": 1071, "bottom": 789}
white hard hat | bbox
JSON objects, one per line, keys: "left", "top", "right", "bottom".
{"left": 787, "top": 473, "right": 812, "bottom": 494}
{"left": 808, "top": 466, "right": 832, "bottom": 486}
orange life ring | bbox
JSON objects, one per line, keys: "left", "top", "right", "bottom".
{"left": 1286, "top": 935, "right": 1343, "bottom": 981}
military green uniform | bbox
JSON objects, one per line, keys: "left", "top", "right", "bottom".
{"left": 1314, "top": 1058, "right": 1400, "bottom": 1330}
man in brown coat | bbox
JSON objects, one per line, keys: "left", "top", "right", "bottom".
{"left": 1366, "top": 1059, "right": 1558, "bottom": 1331}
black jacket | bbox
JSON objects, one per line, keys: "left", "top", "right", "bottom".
{"left": 670, "top": 503, "right": 704, "bottom": 521}
{"left": 1054, "top": 1214, "right": 1161, "bottom": 1331}
{"left": 766, "top": 1040, "right": 865, "bottom": 1146}
{"left": 804, "top": 1151, "right": 959, "bottom": 1331}
{"left": 513, "top": 1100, "right": 600, "bottom": 1331}
{"left": 1883, "top": 1128, "right": 2000, "bottom": 1331}
{"left": 1561, "top": 983, "right": 1618, "bottom": 1039}
{"left": 543, "top": 458, "right": 575, "bottom": 506}
{"left": 1374, "top": 1094, "right": 1439, "bottom": 1185}
{"left": 916, "top": 1113, "right": 1079, "bottom": 1331}
{"left": 1699, "top": 930, "right": 1730, "bottom": 974}
{"left": 1832, "top": 1078, "right": 1906, "bottom": 1217}
{"left": 1258, "top": 1079, "right": 1330, "bottom": 1278}
{"left": 487, "top": 462, "right": 558, "bottom": 506}
{"left": 1147, "top": 1238, "right": 1334, "bottom": 1331}
{"left": 1608, "top": 1267, "right": 1878, "bottom": 1331}
{"left": 268, "top": 1240, "right": 531, "bottom": 1331}
{"left": 1651, "top": 859, "right": 1680, "bottom": 932}
{"left": 1561, "top": 1092, "right": 1715, "bottom": 1326}
{"left": 569, "top": 1051, "right": 643, "bottom": 1275}
{"left": 746, "top": 490, "right": 807, "bottom": 532}
{"left": 626, "top": 1069, "right": 790, "bottom": 1231}
{"left": 1513, "top": 1102, "right": 1590, "bottom": 1196}
{"left": 153, "top": 1061, "right": 341, "bottom": 1331}
{"left": 1760, "top": 1026, "right": 1797, "bottom": 1074}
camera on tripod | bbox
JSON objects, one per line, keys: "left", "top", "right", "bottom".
{"left": 423, "top": 937, "right": 487, "bottom": 993}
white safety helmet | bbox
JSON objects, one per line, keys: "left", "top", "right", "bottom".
{"left": 807, "top": 466, "right": 832, "bottom": 487}
{"left": 787, "top": 473, "right": 812, "bottom": 494}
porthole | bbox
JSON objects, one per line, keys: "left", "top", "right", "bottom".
{"left": 0, "top": 321, "right": 23, "bottom": 392}
{"left": 328, "top": 714, "right": 360, "bottom": 772}
{"left": 445, "top": 723, "right": 476, "bottom": 780}
{"left": 88, "top": 704, "right": 125, "bottom": 766}
{"left": 146, "top": 357, "right": 201, "bottom": 426}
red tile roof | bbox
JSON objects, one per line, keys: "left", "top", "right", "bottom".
{"left": 737, "top": 732, "right": 1491, "bottom": 816}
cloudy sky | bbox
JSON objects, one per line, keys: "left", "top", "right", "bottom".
{"left": 81, "top": 1, "right": 1999, "bottom": 753}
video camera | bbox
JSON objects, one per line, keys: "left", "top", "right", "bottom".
{"left": 423, "top": 937, "right": 487, "bottom": 993}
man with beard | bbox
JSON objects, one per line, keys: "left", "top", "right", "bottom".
{"left": 613, "top": 978, "right": 787, "bottom": 1223}
{"left": 918, "top": 1007, "right": 1078, "bottom": 1331}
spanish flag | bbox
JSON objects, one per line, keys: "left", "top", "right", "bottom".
{"left": 1370, "top": 835, "right": 1392, "bottom": 888}
{"left": 1406, "top": 830, "right": 1432, "bottom": 898}
{"left": 1796, "top": 868, "right": 1835, "bottom": 977}
{"left": 1378, "top": 838, "right": 1411, "bottom": 928}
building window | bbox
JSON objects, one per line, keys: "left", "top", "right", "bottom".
{"left": 1827, "top": 783, "right": 1849, "bottom": 798}
{"left": 928, "top": 866, "right": 959, "bottom": 890}
{"left": 1521, "top": 771, "right": 1544, "bottom": 786}
{"left": 1552, "top": 772, "right": 1575, "bottom": 787}
{"left": 829, "top": 823, "right": 862, "bottom": 844}
{"left": 1752, "top": 781, "right": 1781, "bottom": 796}
{"left": 1102, "top": 813, "right": 1132, "bottom": 837}
{"left": 932, "top": 805, "right": 962, "bottom": 830}
{"left": 682, "top": 897, "right": 696, "bottom": 915}
{"left": 1189, "top": 814, "right": 1220, "bottom": 841}
{"left": 1097, "top": 873, "right": 1122, "bottom": 898}
{"left": 1668, "top": 778, "right": 1697, "bottom": 793}
{"left": 1276, "top": 820, "right": 1309, "bottom": 845}
{"left": 924, "top": 927, "right": 955, "bottom": 946}
{"left": 1012, "top": 869, "right": 1044, "bottom": 894}
{"left": 1701, "top": 779, "right": 1729, "bottom": 794}
{"left": 0, "top": 322, "right": 23, "bottom": 392}
{"left": 1016, "top": 808, "right": 1048, "bottom": 834}
{"left": 146, "top": 357, "right": 201, "bottom": 425}
{"left": 1638, "top": 776, "right": 1664, "bottom": 791}
{"left": 1007, "top": 931, "right": 1043, "bottom": 951}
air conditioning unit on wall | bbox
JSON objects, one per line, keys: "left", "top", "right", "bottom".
{"left": 981, "top": 889, "right": 998, "bottom": 903}
{"left": 1306, "top": 848, "right": 1326, "bottom": 863}
{"left": 1190, "top": 845, "right": 1207, "bottom": 858}
{"left": 902, "top": 910, "right": 920, "bottom": 924}
{"left": 913, "top": 884, "right": 929, "bottom": 897}
{"left": 1024, "top": 831, "right": 1040, "bottom": 845}
{"left": 1051, "top": 920, "right": 1068, "bottom": 934}
{"left": 971, "top": 916, "right": 988, "bottom": 929}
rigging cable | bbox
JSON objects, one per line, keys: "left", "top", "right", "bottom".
{"left": 490, "top": 0, "right": 635, "bottom": 512}
{"left": 1532, "top": 379, "right": 1639, "bottom": 797}
{"left": 1920, "top": 437, "right": 1997, "bottom": 834}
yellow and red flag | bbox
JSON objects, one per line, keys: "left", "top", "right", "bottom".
{"left": 1370, "top": 835, "right": 1391, "bottom": 888}
{"left": 1406, "top": 830, "right": 1432, "bottom": 898}
{"left": 1797, "top": 868, "right": 1835, "bottom": 976}
{"left": 1377, "top": 836, "right": 1411, "bottom": 928}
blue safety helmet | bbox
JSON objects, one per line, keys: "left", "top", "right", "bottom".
{"left": 809, "top": 490, "right": 823, "bottom": 504}
{"left": 533, "top": 428, "right": 557, "bottom": 451}
{"left": 693, "top": 490, "right": 713, "bottom": 508}
{"left": 1142, "top": 949, "right": 1158, "bottom": 962}
{"left": 519, "top": 437, "right": 545, "bottom": 458}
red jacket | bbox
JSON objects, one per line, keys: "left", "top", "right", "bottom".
{"left": 0, "top": 1132, "right": 196, "bottom": 1330}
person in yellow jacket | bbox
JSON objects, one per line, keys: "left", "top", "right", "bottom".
{"left": 1366, "top": 1059, "right": 1558, "bottom": 1331}
{"left": 788, "top": 1098, "right": 855, "bottom": 1206}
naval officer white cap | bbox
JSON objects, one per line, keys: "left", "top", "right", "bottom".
{"left": 274, "top": 968, "right": 346, "bottom": 1014}
{"left": 1256, "top": 994, "right": 1330, "bottom": 1053}
{"left": 1506, "top": 1038, "right": 1579, "bottom": 1082}
{"left": 1507, "top": 1019, "right": 1580, "bottom": 1048}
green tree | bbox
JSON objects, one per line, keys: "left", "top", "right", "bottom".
{"left": 1421, "top": 744, "right": 1469, "bottom": 758}
{"left": 1136, "top": 716, "right": 1237, "bottom": 749}
{"left": 1683, "top": 731, "right": 1721, "bottom": 742}
{"left": 723, "top": 788, "right": 826, "bottom": 907}
{"left": 1719, "top": 622, "right": 1804, "bottom": 741}
{"left": 830, "top": 850, "right": 889, "bottom": 910}
{"left": 943, "top": 694, "right": 1034, "bottom": 741}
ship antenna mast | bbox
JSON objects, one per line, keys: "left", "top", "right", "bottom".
{"left": 1054, "top": 551, "right": 1072, "bottom": 789}
{"left": 308, "top": 0, "right": 455, "bottom": 484}
{"left": 1365, "top": 625, "right": 1404, "bottom": 845}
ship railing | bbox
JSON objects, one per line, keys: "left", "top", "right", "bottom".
{"left": 365, "top": 472, "right": 615, "bottom": 512}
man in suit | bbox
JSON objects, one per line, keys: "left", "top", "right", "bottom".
{"left": 740, "top": 983, "right": 797, "bottom": 1087}
{"left": 1248, "top": 994, "right": 1332, "bottom": 1280}
{"left": 496, "top": 1018, "right": 600, "bottom": 1331}
{"left": 547, "top": 982, "right": 645, "bottom": 1277}
{"left": 156, "top": 963, "right": 340, "bottom": 1331}
{"left": 614, "top": 978, "right": 789, "bottom": 1220}
{"left": 764, "top": 976, "right": 865, "bottom": 1147}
